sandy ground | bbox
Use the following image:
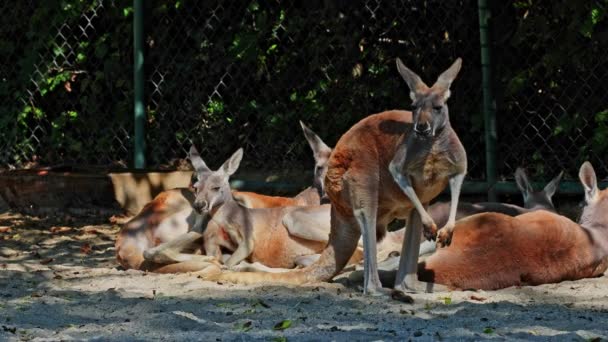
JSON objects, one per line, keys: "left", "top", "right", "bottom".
{"left": 1, "top": 210, "right": 608, "bottom": 342}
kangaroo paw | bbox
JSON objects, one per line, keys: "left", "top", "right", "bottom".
{"left": 423, "top": 222, "right": 438, "bottom": 241}
{"left": 436, "top": 228, "right": 453, "bottom": 248}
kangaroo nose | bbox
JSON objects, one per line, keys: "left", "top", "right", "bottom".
{"left": 193, "top": 200, "right": 208, "bottom": 213}
{"left": 414, "top": 122, "right": 432, "bottom": 136}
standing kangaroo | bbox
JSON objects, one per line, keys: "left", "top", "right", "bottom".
{"left": 418, "top": 162, "right": 608, "bottom": 290}
{"left": 211, "top": 58, "right": 467, "bottom": 295}
{"left": 115, "top": 122, "right": 332, "bottom": 272}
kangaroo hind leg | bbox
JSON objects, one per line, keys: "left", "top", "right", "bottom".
{"left": 346, "top": 171, "right": 386, "bottom": 296}
{"left": 394, "top": 209, "right": 447, "bottom": 293}
{"left": 143, "top": 231, "right": 214, "bottom": 264}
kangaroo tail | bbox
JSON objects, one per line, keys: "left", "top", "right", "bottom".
{"left": 149, "top": 260, "right": 222, "bottom": 275}
{"left": 209, "top": 267, "right": 311, "bottom": 285}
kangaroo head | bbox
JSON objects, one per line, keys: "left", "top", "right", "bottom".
{"left": 578, "top": 161, "right": 608, "bottom": 228}
{"left": 515, "top": 167, "right": 563, "bottom": 212}
{"left": 396, "top": 57, "right": 462, "bottom": 138}
{"left": 188, "top": 145, "right": 243, "bottom": 214}
{"left": 300, "top": 121, "right": 332, "bottom": 199}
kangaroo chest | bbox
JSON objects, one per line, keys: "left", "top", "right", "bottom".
{"left": 408, "top": 148, "right": 456, "bottom": 203}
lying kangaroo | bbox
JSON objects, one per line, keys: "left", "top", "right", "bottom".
{"left": 115, "top": 122, "right": 332, "bottom": 271}
{"left": 418, "top": 161, "right": 608, "bottom": 290}
{"left": 190, "top": 146, "right": 342, "bottom": 268}
{"left": 233, "top": 121, "right": 332, "bottom": 208}
{"left": 211, "top": 58, "right": 467, "bottom": 295}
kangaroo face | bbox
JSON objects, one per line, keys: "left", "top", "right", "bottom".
{"left": 192, "top": 172, "right": 231, "bottom": 214}
{"left": 515, "top": 167, "right": 563, "bottom": 212}
{"left": 300, "top": 121, "right": 333, "bottom": 199}
{"left": 396, "top": 57, "right": 462, "bottom": 138}
{"left": 411, "top": 91, "right": 449, "bottom": 138}
{"left": 313, "top": 155, "right": 330, "bottom": 199}
{"left": 187, "top": 146, "right": 243, "bottom": 214}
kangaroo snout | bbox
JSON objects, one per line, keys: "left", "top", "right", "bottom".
{"left": 414, "top": 121, "right": 432, "bottom": 136}
{"left": 193, "top": 200, "right": 209, "bottom": 213}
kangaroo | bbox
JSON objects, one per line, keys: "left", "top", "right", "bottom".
{"left": 418, "top": 162, "right": 608, "bottom": 290}
{"left": 210, "top": 58, "right": 467, "bottom": 295}
{"left": 115, "top": 122, "right": 332, "bottom": 272}
{"left": 233, "top": 121, "right": 332, "bottom": 208}
{"left": 189, "top": 146, "right": 331, "bottom": 268}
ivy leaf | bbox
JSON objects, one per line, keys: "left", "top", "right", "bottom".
{"left": 234, "top": 321, "right": 252, "bottom": 332}
{"left": 273, "top": 320, "right": 292, "bottom": 331}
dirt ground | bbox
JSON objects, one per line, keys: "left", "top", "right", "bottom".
{"left": 1, "top": 209, "right": 607, "bottom": 342}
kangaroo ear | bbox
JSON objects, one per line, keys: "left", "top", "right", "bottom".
{"left": 433, "top": 58, "right": 462, "bottom": 100}
{"left": 543, "top": 170, "right": 564, "bottom": 199}
{"left": 188, "top": 145, "right": 211, "bottom": 174}
{"left": 515, "top": 167, "right": 533, "bottom": 199}
{"left": 221, "top": 148, "right": 243, "bottom": 176}
{"left": 300, "top": 121, "right": 331, "bottom": 161}
{"left": 579, "top": 162, "right": 598, "bottom": 202}
{"left": 396, "top": 58, "right": 428, "bottom": 102}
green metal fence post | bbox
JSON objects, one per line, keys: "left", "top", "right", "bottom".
{"left": 134, "top": 0, "right": 146, "bottom": 168}
{"left": 478, "top": 0, "right": 497, "bottom": 201}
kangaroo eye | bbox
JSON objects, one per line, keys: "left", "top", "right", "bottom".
{"left": 433, "top": 106, "right": 442, "bottom": 111}
{"left": 212, "top": 186, "right": 221, "bottom": 191}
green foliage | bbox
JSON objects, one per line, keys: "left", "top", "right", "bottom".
{"left": 493, "top": 0, "right": 608, "bottom": 176}
{"left": 3, "top": 0, "right": 606, "bottom": 180}
{"left": 0, "top": 0, "right": 132, "bottom": 167}
{"left": 143, "top": 0, "right": 483, "bottom": 173}
{"left": 273, "top": 319, "right": 292, "bottom": 331}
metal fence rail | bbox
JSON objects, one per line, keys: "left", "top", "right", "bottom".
{"left": 1, "top": 0, "right": 607, "bottom": 195}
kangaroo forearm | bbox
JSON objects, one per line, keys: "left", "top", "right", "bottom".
{"left": 224, "top": 242, "right": 253, "bottom": 268}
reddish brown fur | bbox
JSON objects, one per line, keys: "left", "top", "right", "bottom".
{"left": 115, "top": 185, "right": 322, "bottom": 272}
{"left": 326, "top": 110, "right": 457, "bottom": 235}
{"left": 327, "top": 111, "right": 412, "bottom": 221}
{"left": 115, "top": 188, "right": 198, "bottom": 270}
{"left": 200, "top": 198, "right": 330, "bottom": 268}
{"left": 418, "top": 210, "right": 608, "bottom": 290}
{"left": 248, "top": 210, "right": 327, "bottom": 268}
{"left": 233, "top": 189, "right": 319, "bottom": 209}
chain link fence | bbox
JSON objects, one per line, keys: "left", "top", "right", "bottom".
{"left": 1, "top": 0, "right": 607, "bottom": 186}
{"left": 0, "top": 0, "right": 132, "bottom": 169}
{"left": 491, "top": 0, "right": 608, "bottom": 181}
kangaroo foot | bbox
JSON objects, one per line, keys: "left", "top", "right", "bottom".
{"left": 362, "top": 284, "right": 394, "bottom": 297}
{"left": 395, "top": 274, "right": 446, "bottom": 293}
